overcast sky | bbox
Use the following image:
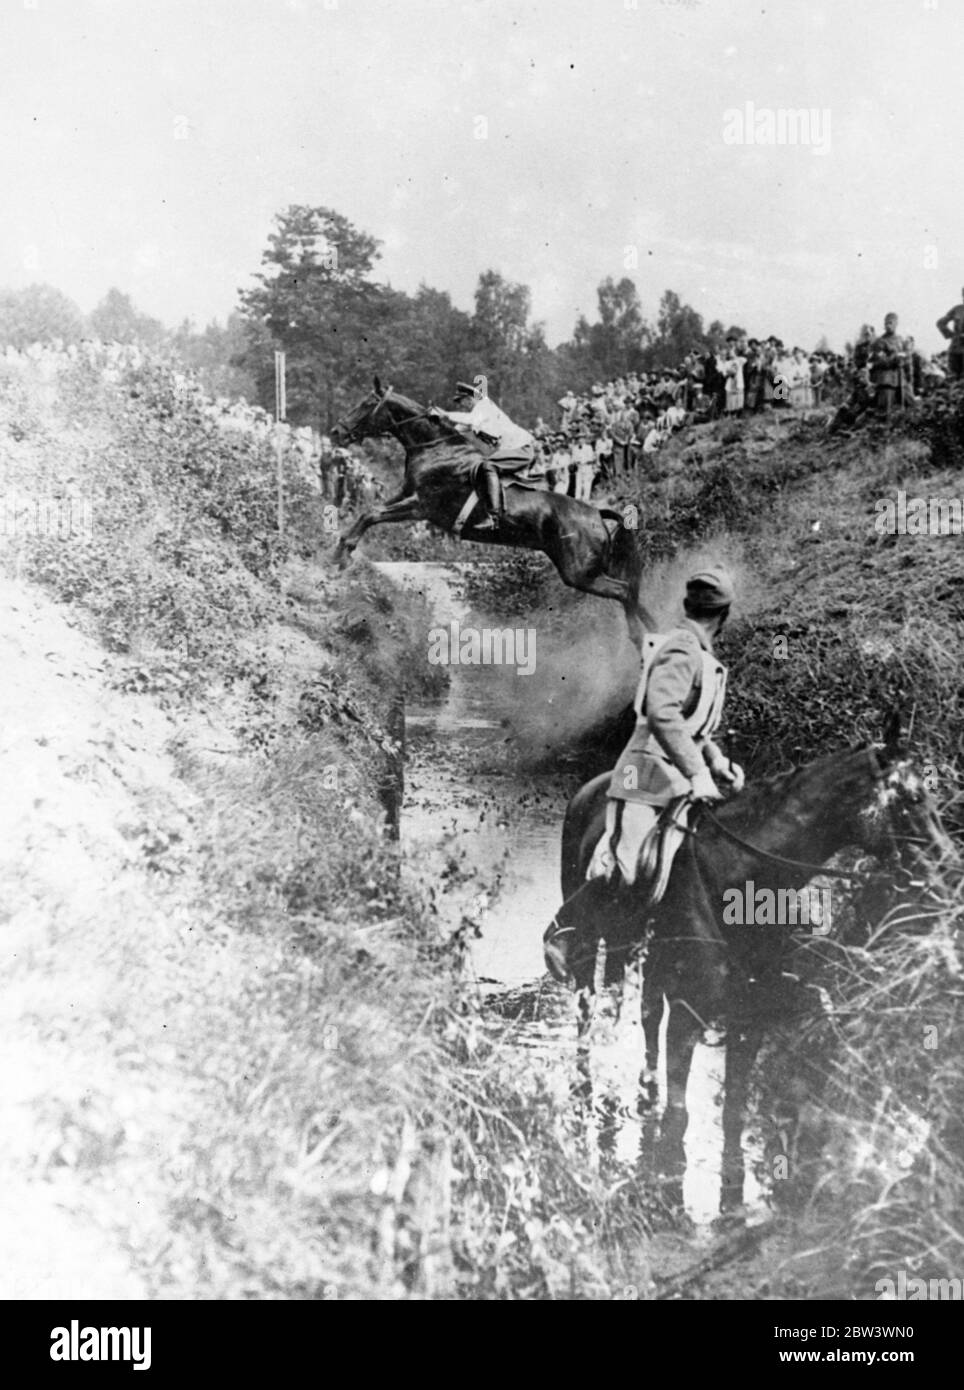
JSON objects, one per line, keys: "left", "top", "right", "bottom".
{"left": 3, "top": 0, "right": 963, "bottom": 352}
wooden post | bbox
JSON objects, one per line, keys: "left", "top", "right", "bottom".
{"left": 274, "top": 350, "right": 286, "bottom": 536}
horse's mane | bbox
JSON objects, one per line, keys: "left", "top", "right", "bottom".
{"left": 385, "top": 389, "right": 467, "bottom": 444}
{"left": 714, "top": 744, "right": 874, "bottom": 831}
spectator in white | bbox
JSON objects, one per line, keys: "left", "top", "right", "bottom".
{"left": 589, "top": 384, "right": 610, "bottom": 423}
{"left": 809, "top": 354, "right": 828, "bottom": 406}
{"left": 773, "top": 343, "right": 794, "bottom": 406}
{"left": 921, "top": 355, "right": 946, "bottom": 393}
{"left": 641, "top": 424, "right": 663, "bottom": 455}
{"left": 610, "top": 403, "right": 634, "bottom": 474}
{"left": 657, "top": 403, "right": 687, "bottom": 435}
{"left": 549, "top": 435, "right": 573, "bottom": 495}
{"left": 526, "top": 437, "right": 551, "bottom": 484}
{"left": 573, "top": 429, "right": 597, "bottom": 501}
{"left": 436, "top": 382, "right": 535, "bottom": 530}
{"left": 722, "top": 340, "right": 746, "bottom": 414}
{"left": 558, "top": 389, "right": 578, "bottom": 428}
{"left": 594, "top": 425, "right": 614, "bottom": 486}
{"left": 788, "top": 347, "right": 811, "bottom": 408}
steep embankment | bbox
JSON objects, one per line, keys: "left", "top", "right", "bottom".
{"left": 0, "top": 354, "right": 657, "bottom": 1300}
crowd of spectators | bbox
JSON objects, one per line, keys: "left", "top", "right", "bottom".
{"left": 526, "top": 318, "right": 957, "bottom": 500}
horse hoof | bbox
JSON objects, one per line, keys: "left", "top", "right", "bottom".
{"left": 543, "top": 939, "right": 573, "bottom": 985}
{"left": 638, "top": 1075, "right": 659, "bottom": 1111}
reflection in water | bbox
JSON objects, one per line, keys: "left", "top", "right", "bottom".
{"left": 380, "top": 561, "right": 766, "bottom": 1224}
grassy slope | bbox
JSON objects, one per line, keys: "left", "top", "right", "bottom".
{"left": 0, "top": 356, "right": 651, "bottom": 1300}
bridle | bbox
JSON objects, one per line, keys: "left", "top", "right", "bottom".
{"left": 336, "top": 387, "right": 450, "bottom": 452}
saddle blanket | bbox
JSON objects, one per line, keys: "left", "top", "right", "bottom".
{"left": 452, "top": 473, "right": 549, "bottom": 535}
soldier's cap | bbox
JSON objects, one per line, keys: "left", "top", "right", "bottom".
{"left": 686, "top": 565, "right": 735, "bottom": 612}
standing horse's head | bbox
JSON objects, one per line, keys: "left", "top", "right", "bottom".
{"left": 856, "top": 716, "right": 956, "bottom": 873}
{"left": 331, "top": 377, "right": 394, "bottom": 445}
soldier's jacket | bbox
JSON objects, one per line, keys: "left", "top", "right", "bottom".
{"left": 936, "top": 303, "right": 964, "bottom": 349}
{"left": 870, "top": 331, "right": 909, "bottom": 388}
{"left": 609, "top": 618, "right": 727, "bottom": 805}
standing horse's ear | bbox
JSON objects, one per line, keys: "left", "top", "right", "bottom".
{"left": 373, "top": 375, "right": 382, "bottom": 394}
{"left": 881, "top": 705, "right": 912, "bottom": 761}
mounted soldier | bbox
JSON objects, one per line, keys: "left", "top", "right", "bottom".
{"left": 430, "top": 380, "right": 535, "bottom": 531}
{"left": 543, "top": 564, "right": 744, "bottom": 985}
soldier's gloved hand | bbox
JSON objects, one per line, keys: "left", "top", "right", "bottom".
{"left": 690, "top": 768, "right": 723, "bottom": 802}
{"left": 716, "top": 760, "right": 746, "bottom": 794}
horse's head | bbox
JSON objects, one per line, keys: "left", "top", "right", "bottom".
{"left": 855, "top": 719, "right": 956, "bottom": 874}
{"left": 331, "top": 376, "right": 394, "bottom": 445}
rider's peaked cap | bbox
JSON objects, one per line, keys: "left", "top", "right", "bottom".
{"left": 454, "top": 381, "right": 477, "bottom": 397}
{"left": 686, "top": 565, "right": 735, "bottom": 612}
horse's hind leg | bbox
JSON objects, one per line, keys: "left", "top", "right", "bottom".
{"left": 654, "top": 1003, "right": 702, "bottom": 1210}
{"left": 637, "top": 967, "right": 662, "bottom": 1180}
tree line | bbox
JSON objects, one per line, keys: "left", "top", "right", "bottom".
{"left": 0, "top": 203, "right": 796, "bottom": 428}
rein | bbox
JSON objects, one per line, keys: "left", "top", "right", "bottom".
{"left": 694, "top": 749, "right": 892, "bottom": 885}
{"left": 339, "top": 392, "right": 457, "bottom": 452}
{"left": 696, "top": 806, "right": 876, "bottom": 884}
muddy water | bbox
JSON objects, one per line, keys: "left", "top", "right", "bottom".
{"left": 377, "top": 560, "right": 765, "bottom": 1225}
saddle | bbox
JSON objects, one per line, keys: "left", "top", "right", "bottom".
{"left": 636, "top": 797, "right": 693, "bottom": 907}
{"left": 588, "top": 796, "right": 693, "bottom": 906}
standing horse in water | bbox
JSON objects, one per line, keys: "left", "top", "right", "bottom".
{"left": 331, "top": 381, "right": 651, "bottom": 643}
{"left": 555, "top": 735, "right": 953, "bottom": 1212}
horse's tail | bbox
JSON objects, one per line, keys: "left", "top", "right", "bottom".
{"left": 561, "top": 772, "right": 610, "bottom": 900}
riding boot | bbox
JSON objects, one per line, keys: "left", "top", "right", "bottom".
{"left": 472, "top": 461, "right": 501, "bottom": 531}
{"left": 544, "top": 876, "right": 638, "bottom": 990}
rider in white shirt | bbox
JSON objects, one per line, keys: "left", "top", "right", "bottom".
{"left": 436, "top": 382, "right": 534, "bottom": 530}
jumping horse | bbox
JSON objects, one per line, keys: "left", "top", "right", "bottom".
{"left": 554, "top": 729, "right": 953, "bottom": 1212}
{"left": 331, "top": 380, "right": 651, "bottom": 643}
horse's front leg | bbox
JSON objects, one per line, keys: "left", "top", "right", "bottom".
{"left": 638, "top": 969, "right": 662, "bottom": 1113}
{"left": 720, "top": 1022, "right": 762, "bottom": 1217}
{"left": 334, "top": 493, "right": 425, "bottom": 568}
{"left": 572, "top": 987, "right": 594, "bottom": 1113}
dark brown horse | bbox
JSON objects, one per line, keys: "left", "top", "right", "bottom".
{"left": 553, "top": 734, "right": 953, "bottom": 1212}
{"left": 331, "top": 381, "right": 651, "bottom": 642}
